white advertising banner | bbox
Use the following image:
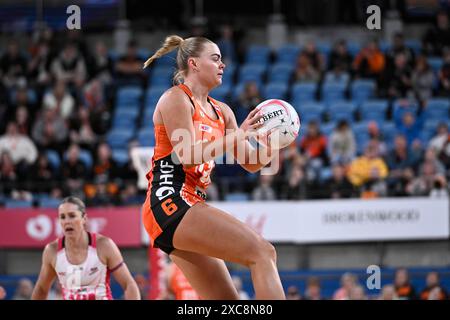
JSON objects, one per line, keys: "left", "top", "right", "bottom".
{"left": 208, "top": 197, "right": 450, "bottom": 243}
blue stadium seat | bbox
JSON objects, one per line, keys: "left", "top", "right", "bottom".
{"left": 346, "top": 41, "right": 361, "bottom": 57}
{"left": 379, "top": 40, "right": 391, "bottom": 53}
{"left": 112, "top": 114, "right": 137, "bottom": 130}
{"left": 39, "top": 196, "right": 60, "bottom": 208}
{"left": 319, "top": 166, "right": 332, "bottom": 182}
{"left": 78, "top": 149, "right": 93, "bottom": 169}
{"left": 116, "top": 86, "right": 143, "bottom": 106}
{"left": 323, "top": 72, "right": 350, "bottom": 86}
{"left": 268, "top": 63, "right": 294, "bottom": 83}
{"left": 427, "top": 57, "right": 443, "bottom": 73}
{"left": 112, "top": 148, "right": 129, "bottom": 166}
{"left": 316, "top": 42, "right": 332, "bottom": 57}
{"left": 359, "top": 99, "right": 389, "bottom": 116}
{"left": 149, "top": 66, "right": 175, "bottom": 87}
{"left": 320, "top": 122, "right": 336, "bottom": 136}
{"left": 393, "top": 99, "right": 419, "bottom": 122}
{"left": 5, "top": 199, "right": 33, "bottom": 208}
{"left": 114, "top": 108, "right": 139, "bottom": 119}
{"left": 328, "top": 101, "right": 357, "bottom": 123}
{"left": 232, "top": 81, "right": 263, "bottom": 101}
{"left": 145, "top": 86, "right": 168, "bottom": 108}
{"left": 405, "top": 39, "right": 422, "bottom": 55}
{"left": 291, "top": 82, "right": 318, "bottom": 104}
{"left": 276, "top": 44, "right": 300, "bottom": 64}
{"left": 225, "top": 192, "right": 250, "bottom": 202}
{"left": 46, "top": 150, "right": 61, "bottom": 170}
{"left": 238, "top": 64, "right": 266, "bottom": 84}
{"left": 245, "top": 45, "right": 271, "bottom": 65}
{"left": 137, "top": 128, "right": 156, "bottom": 146}
{"left": 424, "top": 98, "right": 450, "bottom": 120}
{"left": 152, "top": 49, "right": 177, "bottom": 67}
{"left": 381, "top": 122, "right": 397, "bottom": 141}
{"left": 9, "top": 88, "right": 38, "bottom": 105}
{"left": 106, "top": 129, "right": 135, "bottom": 149}
{"left": 321, "top": 82, "right": 347, "bottom": 104}
{"left": 263, "top": 83, "right": 288, "bottom": 100}
{"left": 351, "top": 79, "right": 376, "bottom": 105}
{"left": 298, "top": 102, "right": 325, "bottom": 123}
{"left": 210, "top": 83, "right": 231, "bottom": 101}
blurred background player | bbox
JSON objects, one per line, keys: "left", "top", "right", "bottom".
{"left": 31, "top": 196, "right": 140, "bottom": 300}
{"left": 159, "top": 260, "right": 200, "bottom": 300}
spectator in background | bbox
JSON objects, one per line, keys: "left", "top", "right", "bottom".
{"left": 325, "top": 164, "right": 354, "bottom": 199}
{"left": 394, "top": 268, "right": 417, "bottom": 300}
{"left": 69, "top": 107, "right": 97, "bottom": 151}
{"left": 328, "top": 120, "right": 356, "bottom": 165}
{"left": 382, "top": 52, "right": 412, "bottom": 99}
{"left": 15, "top": 105, "right": 32, "bottom": 136}
{"left": 0, "top": 285, "right": 6, "bottom": 300}
{"left": 438, "top": 49, "right": 450, "bottom": 96}
{"left": 252, "top": 174, "right": 276, "bottom": 201}
{"left": 367, "top": 121, "right": 387, "bottom": 156}
{"left": 304, "top": 276, "right": 323, "bottom": 300}
{"left": 422, "top": 10, "right": 450, "bottom": 56}
{"left": 13, "top": 278, "right": 33, "bottom": 300}
{"left": 286, "top": 285, "right": 302, "bottom": 300}
{"left": 120, "top": 183, "right": 143, "bottom": 206}
{"left": 89, "top": 41, "right": 113, "bottom": 85}
{"left": 51, "top": 42, "right": 87, "bottom": 91}
{"left": 27, "top": 41, "right": 52, "bottom": 90}
{"left": 30, "top": 152, "right": 59, "bottom": 194}
{"left": 406, "top": 158, "right": 446, "bottom": 197}
{"left": 42, "top": 80, "right": 75, "bottom": 119}
{"left": 428, "top": 122, "right": 449, "bottom": 155}
{"left": 0, "top": 122, "right": 38, "bottom": 167}
{"left": 395, "top": 111, "right": 423, "bottom": 147}
{"left": 328, "top": 40, "right": 353, "bottom": 74}
{"left": 0, "top": 40, "right": 27, "bottom": 88}
{"left": 420, "top": 272, "right": 448, "bottom": 300}
{"left": 301, "top": 40, "right": 325, "bottom": 72}
{"left": 281, "top": 165, "right": 307, "bottom": 200}
{"left": 333, "top": 272, "right": 358, "bottom": 300}
{"left": 294, "top": 52, "right": 320, "bottom": 83}
{"left": 347, "top": 141, "right": 388, "bottom": 192}
{"left": 386, "top": 135, "right": 421, "bottom": 196}
{"left": 386, "top": 32, "right": 415, "bottom": 69}
{"left": 115, "top": 40, "right": 145, "bottom": 86}
{"left": 217, "top": 25, "right": 237, "bottom": 65}
{"left": 353, "top": 39, "right": 385, "bottom": 79}
{"left": 0, "top": 152, "right": 21, "bottom": 197}
{"left": 32, "top": 108, "right": 68, "bottom": 153}
{"left": 232, "top": 276, "right": 250, "bottom": 300}
{"left": 349, "top": 285, "right": 367, "bottom": 300}
{"left": 133, "top": 274, "right": 149, "bottom": 300}
{"left": 236, "top": 81, "right": 262, "bottom": 123}
{"left": 411, "top": 56, "right": 435, "bottom": 103}
{"left": 379, "top": 284, "right": 398, "bottom": 300}
{"left": 61, "top": 144, "right": 88, "bottom": 197}
{"left": 300, "top": 121, "right": 328, "bottom": 181}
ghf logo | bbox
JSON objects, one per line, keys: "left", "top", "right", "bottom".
{"left": 366, "top": 5, "right": 381, "bottom": 30}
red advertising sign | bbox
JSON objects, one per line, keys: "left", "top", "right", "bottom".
{"left": 0, "top": 206, "right": 142, "bottom": 248}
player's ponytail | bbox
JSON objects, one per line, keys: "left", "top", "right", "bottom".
{"left": 143, "top": 35, "right": 184, "bottom": 69}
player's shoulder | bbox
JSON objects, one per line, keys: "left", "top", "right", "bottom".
{"left": 43, "top": 240, "right": 58, "bottom": 261}
{"left": 210, "top": 97, "right": 231, "bottom": 116}
{"left": 157, "top": 85, "right": 191, "bottom": 110}
{"left": 95, "top": 234, "right": 119, "bottom": 254}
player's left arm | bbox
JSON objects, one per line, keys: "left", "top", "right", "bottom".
{"left": 220, "top": 102, "right": 276, "bottom": 172}
{"left": 98, "top": 236, "right": 141, "bottom": 300}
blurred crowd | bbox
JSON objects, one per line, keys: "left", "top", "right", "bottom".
{"left": 0, "top": 11, "right": 449, "bottom": 206}
{"left": 1, "top": 267, "right": 448, "bottom": 300}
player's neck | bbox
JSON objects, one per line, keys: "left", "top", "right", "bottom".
{"left": 183, "top": 79, "right": 209, "bottom": 105}
{"left": 65, "top": 230, "right": 89, "bottom": 250}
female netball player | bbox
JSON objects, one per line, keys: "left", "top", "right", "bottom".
{"left": 142, "top": 35, "right": 285, "bottom": 299}
{"left": 31, "top": 196, "right": 140, "bottom": 300}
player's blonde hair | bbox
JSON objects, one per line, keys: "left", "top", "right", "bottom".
{"left": 143, "top": 35, "right": 214, "bottom": 84}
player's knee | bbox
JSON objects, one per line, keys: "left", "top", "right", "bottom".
{"left": 248, "top": 238, "right": 277, "bottom": 266}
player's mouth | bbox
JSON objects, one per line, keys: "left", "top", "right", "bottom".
{"left": 65, "top": 227, "right": 74, "bottom": 232}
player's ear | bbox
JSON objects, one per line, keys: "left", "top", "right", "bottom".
{"left": 187, "top": 57, "right": 199, "bottom": 72}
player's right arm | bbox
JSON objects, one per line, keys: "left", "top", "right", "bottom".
{"left": 157, "top": 87, "right": 262, "bottom": 168}
{"left": 31, "top": 242, "right": 57, "bottom": 300}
